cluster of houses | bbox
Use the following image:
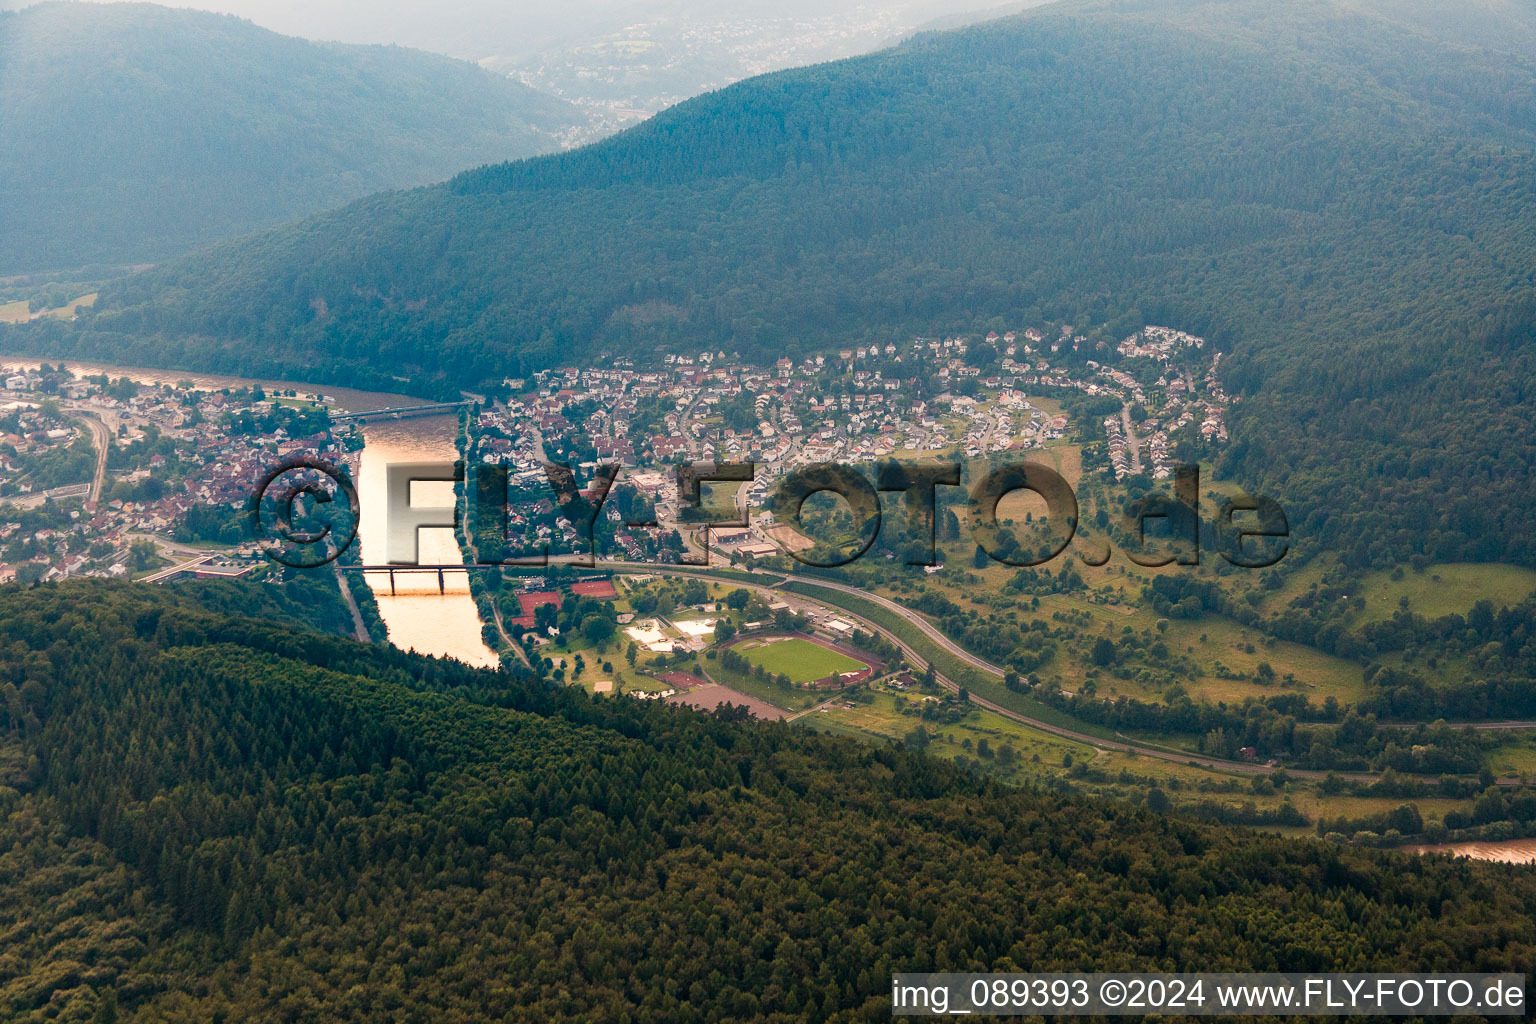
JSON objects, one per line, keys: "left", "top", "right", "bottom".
{"left": 456, "top": 325, "right": 1233, "bottom": 561}
{"left": 1, "top": 322, "right": 1234, "bottom": 580}
{"left": 469, "top": 324, "right": 1230, "bottom": 496}
{"left": 0, "top": 406, "right": 79, "bottom": 492}
{"left": 0, "top": 367, "right": 353, "bottom": 582}
{"left": 1097, "top": 328, "right": 1230, "bottom": 480}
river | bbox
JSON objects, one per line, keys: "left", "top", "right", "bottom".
{"left": 356, "top": 414, "right": 498, "bottom": 668}
{"left": 2, "top": 356, "right": 425, "bottom": 412}
{"left": 1409, "top": 838, "right": 1536, "bottom": 865}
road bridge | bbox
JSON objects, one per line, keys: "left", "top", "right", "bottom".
{"left": 329, "top": 402, "right": 471, "bottom": 423}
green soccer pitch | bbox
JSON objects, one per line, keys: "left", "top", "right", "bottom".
{"left": 736, "top": 638, "right": 869, "bottom": 684}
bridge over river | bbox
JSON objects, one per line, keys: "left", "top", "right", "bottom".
{"left": 329, "top": 401, "right": 470, "bottom": 423}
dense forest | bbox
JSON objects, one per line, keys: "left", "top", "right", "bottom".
{"left": 0, "top": 2, "right": 578, "bottom": 274}
{"left": 0, "top": 579, "right": 1532, "bottom": 1021}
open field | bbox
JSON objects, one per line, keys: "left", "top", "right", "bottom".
{"left": 734, "top": 636, "right": 867, "bottom": 684}
{"left": 700, "top": 480, "right": 743, "bottom": 520}
{"left": 1484, "top": 737, "right": 1536, "bottom": 779}
{"left": 1357, "top": 563, "right": 1536, "bottom": 621}
{"left": 43, "top": 292, "right": 97, "bottom": 319}
{"left": 803, "top": 688, "right": 1099, "bottom": 786}
{"left": 891, "top": 546, "right": 1364, "bottom": 705}
{"left": 1039, "top": 440, "right": 1083, "bottom": 487}
{"left": 0, "top": 300, "right": 28, "bottom": 324}
{"left": 809, "top": 688, "right": 1481, "bottom": 834}
{"left": 614, "top": 673, "right": 674, "bottom": 694}
{"left": 810, "top": 687, "right": 1297, "bottom": 797}
{"left": 1248, "top": 559, "right": 1331, "bottom": 616}
{"left": 1251, "top": 560, "right": 1536, "bottom": 624}
{"left": 1285, "top": 792, "right": 1466, "bottom": 825}
{"left": 765, "top": 523, "right": 815, "bottom": 552}
{"left": 1160, "top": 617, "right": 1366, "bottom": 704}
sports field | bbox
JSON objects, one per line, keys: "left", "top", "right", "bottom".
{"left": 736, "top": 637, "right": 868, "bottom": 684}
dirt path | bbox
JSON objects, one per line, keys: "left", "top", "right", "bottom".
{"left": 331, "top": 564, "right": 372, "bottom": 642}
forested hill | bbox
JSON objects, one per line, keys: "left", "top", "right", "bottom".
{"left": 1, "top": 579, "right": 1533, "bottom": 1021}
{"left": 15, "top": 0, "right": 1536, "bottom": 567}
{"left": 0, "top": 2, "right": 579, "bottom": 274}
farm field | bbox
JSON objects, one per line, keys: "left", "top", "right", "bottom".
{"left": 1038, "top": 440, "right": 1082, "bottom": 488}
{"left": 1484, "top": 736, "right": 1536, "bottom": 779}
{"left": 735, "top": 636, "right": 868, "bottom": 683}
{"left": 873, "top": 553, "right": 1364, "bottom": 705}
{"left": 1160, "top": 618, "right": 1366, "bottom": 704}
{"left": 0, "top": 299, "right": 28, "bottom": 323}
{"left": 805, "top": 689, "right": 1099, "bottom": 785}
{"left": 808, "top": 687, "right": 1470, "bottom": 836}
{"left": 44, "top": 292, "right": 97, "bottom": 318}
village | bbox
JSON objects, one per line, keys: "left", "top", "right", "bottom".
{"left": 0, "top": 322, "right": 1232, "bottom": 581}
{"left": 0, "top": 363, "right": 353, "bottom": 584}
{"left": 470, "top": 323, "right": 1232, "bottom": 559}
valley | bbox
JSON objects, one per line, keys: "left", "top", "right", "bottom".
{"left": 6, "top": 323, "right": 1535, "bottom": 857}
{"left": 2, "top": 0, "right": 1534, "bottom": 1016}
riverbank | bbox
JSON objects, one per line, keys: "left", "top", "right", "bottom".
{"left": 1411, "top": 838, "right": 1536, "bottom": 865}
{"left": 2, "top": 356, "right": 426, "bottom": 412}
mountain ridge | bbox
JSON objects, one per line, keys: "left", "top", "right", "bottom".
{"left": 11, "top": 0, "right": 1536, "bottom": 566}
{"left": 0, "top": 1, "right": 581, "bottom": 273}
